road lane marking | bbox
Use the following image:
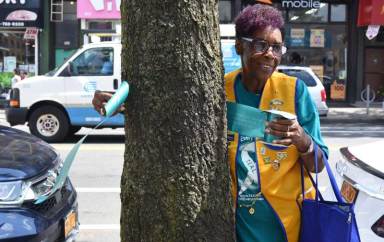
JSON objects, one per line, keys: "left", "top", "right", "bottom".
{"left": 52, "top": 144, "right": 124, "bottom": 151}
{"left": 80, "top": 224, "right": 120, "bottom": 230}
{"left": 76, "top": 187, "right": 121, "bottom": 193}
{"left": 53, "top": 143, "right": 345, "bottom": 151}
{"left": 321, "top": 130, "right": 384, "bottom": 133}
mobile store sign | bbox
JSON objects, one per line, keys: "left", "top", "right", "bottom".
{"left": 0, "top": 0, "right": 43, "bottom": 28}
{"left": 282, "top": 0, "right": 321, "bottom": 8}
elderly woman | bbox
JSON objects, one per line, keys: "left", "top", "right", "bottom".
{"left": 227, "top": 4, "right": 328, "bottom": 242}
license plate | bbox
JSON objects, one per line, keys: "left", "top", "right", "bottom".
{"left": 340, "top": 181, "right": 358, "bottom": 203}
{"left": 64, "top": 210, "right": 77, "bottom": 238}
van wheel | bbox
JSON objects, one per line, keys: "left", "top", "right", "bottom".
{"left": 29, "top": 106, "right": 69, "bottom": 142}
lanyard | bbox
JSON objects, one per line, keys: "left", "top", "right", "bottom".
{"left": 238, "top": 142, "right": 258, "bottom": 195}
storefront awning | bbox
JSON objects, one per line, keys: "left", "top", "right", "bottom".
{"left": 358, "top": 0, "right": 384, "bottom": 26}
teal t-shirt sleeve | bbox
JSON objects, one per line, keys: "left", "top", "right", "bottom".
{"left": 295, "top": 79, "right": 329, "bottom": 158}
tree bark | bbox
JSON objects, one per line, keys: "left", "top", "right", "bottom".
{"left": 120, "top": 0, "right": 235, "bottom": 241}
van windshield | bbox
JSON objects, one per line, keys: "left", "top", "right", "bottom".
{"left": 44, "top": 50, "right": 79, "bottom": 76}
{"left": 45, "top": 66, "right": 60, "bottom": 77}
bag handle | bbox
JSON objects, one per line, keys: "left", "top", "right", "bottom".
{"left": 300, "top": 143, "right": 323, "bottom": 201}
{"left": 300, "top": 142, "right": 344, "bottom": 203}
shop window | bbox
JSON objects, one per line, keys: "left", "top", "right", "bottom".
{"left": 100, "top": 36, "right": 112, "bottom": 42}
{"left": 288, "top": 3, "right": 328, "bottom": 23}
{"left": 219, "top": 0, "right": 232, "bottom": 23}
{"left": 89, "top": 22, "right": 113, "bottom": 30}
{"left": 0, "top": 32, "right": 36, "bottom": 87}
{"left": 330, "top": 4, "right": 346, "bottom": 22}
{"left": 68, "top": 48, "right": 114, "bottom": 76}
{"left": 281, "top": 24, "right": 347, "bottom": 101}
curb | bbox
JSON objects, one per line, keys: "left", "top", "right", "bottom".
{"left": 320, "top": 117, "right": 384, "bottom": 124}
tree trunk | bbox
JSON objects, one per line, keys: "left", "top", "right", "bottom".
{"left": 120, "top": 0, "right": 235, "bottom": 241}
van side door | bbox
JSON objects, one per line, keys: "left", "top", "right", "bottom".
{"left": 59, "top": 46, "right": 123, "bottom": 126}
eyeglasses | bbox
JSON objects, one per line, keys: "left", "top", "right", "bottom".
{"left": 241, "top": 37, "right": 287, "bottom": 56}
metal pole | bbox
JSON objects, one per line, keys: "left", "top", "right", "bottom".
{"left": 35, "top": 30, "right": 39, "bottom": 76}
{"left": 366, "top": 84, "right": 370, "bottom": 115}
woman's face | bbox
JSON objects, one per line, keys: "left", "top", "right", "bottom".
{"left": 236, "top": 26, "right": 284, "bottom": 82}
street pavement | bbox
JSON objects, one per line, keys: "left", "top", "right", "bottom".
{"left": 320, "top": 105, "right": 384, "bottom": 124}
{"left": 1, "top": 108, "right": 384, "bottom": 241}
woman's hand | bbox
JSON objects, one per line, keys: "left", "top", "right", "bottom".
{"left": 92, "top": 90, "right": 125, "bottom": 116}
{"left": 265, "top": 118, "right": 311, "bottom": 152}
{"left": 265, "top": 118, "right": 324, "bottom": 172}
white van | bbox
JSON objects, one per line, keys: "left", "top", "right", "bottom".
{"left": 6, "top": 41, "right": 124, "bottom": 142}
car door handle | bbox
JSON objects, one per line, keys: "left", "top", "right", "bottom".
{"left": 113, "top": 79, "right": 119, "bottom": 90}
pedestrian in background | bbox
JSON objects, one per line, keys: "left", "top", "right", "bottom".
{"left": 11, "top": 68, "right": 21, "bottom": 88}
{"left": 20, "top": 70, "right": 28, "bottom": 80}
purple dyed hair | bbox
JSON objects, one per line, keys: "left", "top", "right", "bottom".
{"left": 235, "top": 4, "right": 284, "bottom": 38}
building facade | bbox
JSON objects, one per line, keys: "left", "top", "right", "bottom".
{"left": 0, "top": 0, "right": 81, "bottom": 79}
{"left": 77, "top": 0, "right": 121, "bottom": 45}
{"left": 5, "top": 0, "right": 380, "bottom": 104}
{"left": 0, "top": 0, "right": 43, "bottom": 86}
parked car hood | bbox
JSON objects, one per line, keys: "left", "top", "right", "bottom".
{"left": 0, "top": 126, "right": 58, "bottom": 182}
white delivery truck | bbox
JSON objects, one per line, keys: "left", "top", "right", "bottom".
{"left": 6, "top": 41, "right": 125, "bottom": 142}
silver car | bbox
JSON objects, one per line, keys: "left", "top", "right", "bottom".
{"left": 277, "top": 66, "right": 329, "bottom": 116}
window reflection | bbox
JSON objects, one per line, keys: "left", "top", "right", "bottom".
{"left": 331, "top": 4, "right": 346, "bottom": 22}
{"left": 219, "top": 0, "right": 232, "bottom": 23}
{"left": 70, "top": 47, "right": 114, "bottom": 76}
{"left": 288, "top": 3, "right": 328, "bottom": 23}
{"left": 281, "top": 24, "right": 347, "bottom": 100}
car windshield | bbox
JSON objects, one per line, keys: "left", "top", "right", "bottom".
{"left": 278, "top": 69, "right": 317, "bottom": 87}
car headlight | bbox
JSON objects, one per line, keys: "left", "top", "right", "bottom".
{"left": 27, "top": 155, "right": 64, "bottom": 201}
{"left": 0, "top": 181, "right": 29, "bottom": 206}
{"left": 0, "top": 181, "right": 23, "bottom": 201}
{"left": 30, "top": 169, "right": 58, "bottom": 198}
{"left": 0, "top": 155, "right": 64, "bottom": 207}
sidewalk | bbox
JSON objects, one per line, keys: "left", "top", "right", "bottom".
{"left": 321, "top": 103, "right": 384, "bottom": 124}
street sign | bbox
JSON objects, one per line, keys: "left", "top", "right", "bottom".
{"left": 366, "top": 25, "right": 380, "bottom": 40}
{"left": 3, "top": 56, "right": 16, "bottom": 72}
{"left": 24, "top": 28, "right": 38, "bottom": 40}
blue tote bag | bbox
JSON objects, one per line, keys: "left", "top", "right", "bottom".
{"left": 299, "top": 144, "right": 361, "bottom": 242}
